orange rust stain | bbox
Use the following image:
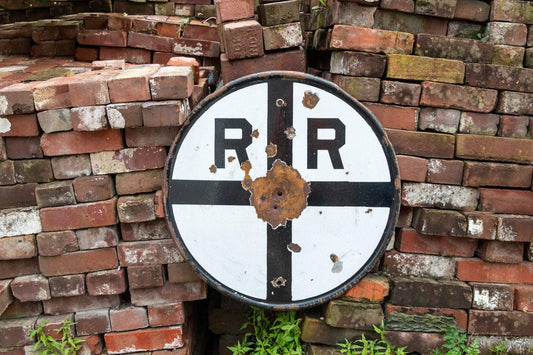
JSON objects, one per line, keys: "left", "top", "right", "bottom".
{"left": 302, "top": 91, "right": 319, "bottom": 109}
{"left": 249, "top": 159, "right": 311, "bottom": 228}
{"left": 209, "top": 164, "right": 217, "bottom": 173}
{"left": 265, "top": 142, "right": 277, "bottom": 158}
{"left": 228, "top": 156, "right": 236, "bottom": 162}
{"left": 240, "top": 160, "right": 252, "bottom": 190}
{"left": 251, "top": 129, "right": 259, "bottom": 138}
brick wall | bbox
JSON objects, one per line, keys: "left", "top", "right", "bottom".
{"left": 0, "top": 0, "right": 532, "bottom": 354}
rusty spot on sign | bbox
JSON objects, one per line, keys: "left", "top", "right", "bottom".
{"left": 284, "top": 126, "right": 296, "bottom": 140}
{"left": 228, "top": 156, "right": 236, "bottom": 162}
{"left": 271, "top": 276, "right": 287, "bottom": 288}
{"left": 302, "top": 91, "right": 319, "bottom": 109}
{"left": 209, "top": 164, "right": 217, "bottom": 173}
{"left": 251, "top": 129, "right": 259, "bottom": 138}
{"left": 287, "top": 243, "right": 301, "bottom": 253}
{"left": 265, "top": 142, "right": 277, "bottom": 158}
{"left": 248, "top": 159, "right": 310, "bottom": 228}
{"left": 330, "top": 253, "right": 338, "bottom": 262}
{"left": 241, "top": 160, "right": 252, "bottom": 190}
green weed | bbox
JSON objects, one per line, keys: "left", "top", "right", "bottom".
{"left": 29, "top": 319, "right": 85, "bottom": 355}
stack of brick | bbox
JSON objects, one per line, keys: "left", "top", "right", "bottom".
{"left": 0, "top": 58, "right": 211, "bottom": 354}
{"left": 215, "top": 0, "right": 306, "bottom": 83}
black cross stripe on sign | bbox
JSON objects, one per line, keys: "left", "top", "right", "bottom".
{"left": 165, "top": 73, "right": 400, "bottom": 309}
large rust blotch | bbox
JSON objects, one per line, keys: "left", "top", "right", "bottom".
{"left": 249, "top": 159, "right": 311, "bottom": 228}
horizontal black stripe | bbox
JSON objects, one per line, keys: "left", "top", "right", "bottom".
{"left": 168, "top": 180, "right": 394, "bottom": 207}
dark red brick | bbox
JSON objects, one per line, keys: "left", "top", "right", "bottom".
{"left": 386, "top": 129, "right": 455, "bottom": 158}
{"left": 396, "top": 228, "right": 476, "bottom": 257}
{"left": 75, "top": 46, "right": 99, "bottom": 62}
{"left": 331, "top": 51, "right": 386, "bottom": 77}
{"left": 469, "top": 310, "right": 533, "bottom": 336}
{"left": 127, "top": 265, "right": 165, "bottom": 289}
{"left": 498, "top": 215, "right": 533, "bottom": 242}
{"left": 49, "top": 274, "right": 85, "bottom": 298}
{"left": 463, "top": 162, "right": 532, "bottom": 188}
{"left": 396, "top": 155, "right": 428, "bottom": 182}
{"left": 0, "top": 258, "right": 40, "bottom": 280}
{"left": 39, "top": 248, "right": 118, "bottom": 277}
{"left": 380, "top": 80, "right": 421, "bottom": 106}
{"left": 116, "top": 169, "right": 162, "bottom": 195}
{"left": 100, "top": 46, "right": 152, "bottom": 64}
{"left": 0, "top": 317, "right": 37, "bottom": 347}
{"left": 500, "top": 115, "right": 529, "bottom": 138}
{"left": 106, "top": 102, "right": 142, "bottom": 129}
{"left": 454, "top": 0, "right": 489, "bottom": 22}
{"left": 73, "top": 175, "right": 115, "bottom": 202}
{"left": 75, "top": 309, "right": 111, "bottom": 336}
{"left": 41, "top": 130, "right": 124, "bottom": 156}
{"left": 215, "top": 0, "right": 254, "bottom": 23}
{"left": 107, "top": 14, "right": 133, "bottom": 32}
{"left": 11, "top": 274, "right": 50, "bottom": 302}
{"left": 35, "top": 181, "right": 76, "bottom": 208}
{"left": 39, "top": 198, "right": 117, "bottom": 231}
{"left": 120, "top": 219, "right": 171, "bottom": 241}
{"left": 397, "top": 206, "right": 414, "bottom": 228}
{"left": 86, "top": 269, "right": 127, "bottom": 296}
{"left": 36, "top": 231, "right": 78, "bottom": 257}
{"left": 0, "top": 183, "right": 37, "bottom": 209}
{"left": 458, "top": 112, "right": 499, "bottom": 136}
{"left": 466, "top": 64, "right": 533, "bottom": 93}
{"left": 148, "top": 303, "right": 185, "bottom": 327}
{"left": 77, "top": 30, "right": 127, "bottom": 47}
{"left": 117, "top": 239, "right": 184, "bottom": 267}
{"left": 479, "top": 188, "right": 533, "bottom": 215}
{"left": 426, "top": 159, "right": 463, "bottom": 185}
{"left": 110, "top": 306, "right": 149, "bottom": 332}
{"left": 13, "top": 159, "right": 53, "bottom": 184}
{"left": 420, "top": 81, "right": 497, "bottom": 113}
{"left": 412, "top": 208, "right": 468, "bottom": 236}
{"left": 130, "top": 281, "right": 207, "bottom": 306}
{"left": 183, "top": 22, "right": 220, "bottom": 42}
{"left": 0, "top": 299, "right": 42, "bottom": 319}
{"left": 478, "top": 240, "right": 524, "bottom": 264}
{"left": 128, "top": 32, "right": 173, "bottom": 52}
{"left": 142, "top": 101, "right": 187, "bottom": 127}
{"left": 514, "top": 285, "right": 533, "bottom": 312}
{"left": 456, "top": 134, "right": 533, "bottom": 164}
{"left": 167, "top": 263, "right": 201, "bottom": 284}
{"left": 125, "top": 126, "right": 179, "bottom": 147}
{"left": 5, "top": 137, "right": 43, "bottom": 159}
{"left": 363, "top": 103, "right": 419, "bottom": 130}
{"left": 457, "top": 259, "right": 533, "bottom": 284}
{"left": 415, "top": 33, "right": 493, "bottom": 63}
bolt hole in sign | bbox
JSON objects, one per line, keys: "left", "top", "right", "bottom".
{"left": 164, "top": 71, "right": 400, "bottom": 310}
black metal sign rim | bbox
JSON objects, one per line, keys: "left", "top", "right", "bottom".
{"left": 163, "top": 71, "right": 401, "bottom": 310}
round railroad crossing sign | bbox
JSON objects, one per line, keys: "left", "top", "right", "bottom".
{"left": 164, "top": 71, "right": 400, "bottom": 309}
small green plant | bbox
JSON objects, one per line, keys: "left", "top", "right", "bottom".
{"left": 29, "top": 319, "right": 85, "bottom": 355}
{"left": 337, "top": 322, "right": 408, "bottom": 355}
{"left": 489, "top": 341, "right": 508, "bottom": 355}
{"left": 228, "top": 306, "right": 303, "bottom": 355}
{"left": 433, "top": 325, "right": 479, "bottom": 355}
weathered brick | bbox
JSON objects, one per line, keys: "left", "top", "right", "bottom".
{"left": 0, "top": 235, "right": 36, "bottom": 261}
{"left": 148, "top": 303, "right": 185, "bottom": 327}
{"left": 0, "top": 317, "right": 37, "bottom": 347}
{"left": 215, "top": 0, "right": 254, "bottom": 23}
{"left": 426, "top": 159, "right": 463, "bottom": 185}
{"left": 330, "top": 25, "right": 413, "bottom": 54}
{"left": 35, "top": 181, "right": 76, "bottom": 208}
{"left": 0, "top": 160, "right": 15, "bottom": 185}
{"left": 258, "top": 0, "right": 299, "bottom": 26}
{"left": 106, "top": 102, "right": 142, "bottom": 129}
{"left": 390, "top": 277, "right": 472, "bottom": 308}
{"left": 125, "top": 127, "right": 177, "bottom": 148}
{"left": 487, "top": 22, "right": 527, "bottom": 46}
{"left": 454, "top": 0, "right": 490, "bottom": 22}
{"left": 375, "top": 9, "right": 447, "bottom": 35}
{"left": 222, "top": 20, "right": 263, "bottom": 60}
{"left": 415, "top": 0, "right": 456, "bottom": 18}
{"left": 263, "top": 22, "right": 303, "bottom": 51}
{"left": 386, "top": 129, "right": 455, "bottom": 158}
{"left": 0, "top": 136, "right": 6, "bottom": 161}
{"left": 92, "top": 59, "right": 125, "bottom": 71}
{"left": 402, "top": 183, "right": 478, "bottom": 211}
{"left": 396, "top": 228, "right": 477, "bottom": 257}
{"left": 330, "top": 51, "right": 386, "bottom": 77}
{"left": 459, "top": 112, "right": 499, "bottom": 136}
{"left": 39, "top": 248, "right": 118, "bottom": 277}
{"left": 492, "top": 44, "right": 525, "bottom": 67}
{"left": 104, "top": 326, "right": 184, "bottom": 354}
{"left": 117, "top": 193, "right": 156, "bottom": 223}
{"left": 385, "top": 331, "right": 445, "bottom": 355}
{"left": 127, "top": 32, "right": 173, "bottom": 53}
{"left": 11, "top": 274, "right": 50, "bottom": 302}
{"left": 457, "top": 259, "right": 533, "bottom": 284}
{"left": 497, "top": 91, "right": 533, "bottom": 116}
{"left": 478, "top": 240, "right": 524, "bottom": 264}
{"left": 40, "top": 198, "right": 117, "bottom": 231}
{"left": 49, "top": 274, "right": 85, "bottom": 297}
{"left": 380, "top": 81, "right": 421, "bottom": 106}
{"left": 41, "top": 130, "right": 124, "bottom": 156}
{"left": 167, "top": 263, "right": 201, "bottom": 284}
{"left": 50, "top": 155, "right": 90, "bottom": 181}
{"left": 183, "top": 22, "right": 218, "bottom": 42}
{"left": 32, "top": 76, "right": 73, "bottom": 111}
{"left": 118, "top": 239, "right": 184, "bottom": 267}
{"left": 457, "top": 134, "right": 533, "bottom": 164}
{"left": 32, "top": 314, "right": 75, "bottom": 340}
{"left": 500, "top": 115, "right": 529, "bottom": 138}
{"left": 419, "top": 108, "right": 460, "bottom": 134}
{"left": 128, "top": 265, "right": 165, "bottom": 289}
{"left": 479, "top": 188, "right": 533, "bottom": 215}
{"left": 466, "top": 63, "right": 533, "bottom": 93}
{"left": 301, "top": 316, "right": 364, "bottom": 346}
{"left": 386, "top": 308, "right": 464, "bottom": 333}
{"left": 465, "top": 212, "right": 498, "bottom": 240}
{"left": 325, "top": 300, "right": 383, "bottom": 330}
{"left": 70, "top": 106, "right": 108, "bottom": 132}
{"left": 116, "top": 169, "right": 162, "bottom": 196}
{"left": 76, "top": 226, "right": 119, "bottom": 250}
{"left": 220, "top": 49, "right": 306, "bottom": 83}
{"left": 36, "top": 231, "right": 78, "bottom": 257}
{"left": 387, "top": 54, "right": 465, "bottom": 84}
{"left": 69, "top": 73, "right": 111, "bottom": 108}
{"left": 0, "top": 82, "right": 35, "bottom": 115}
{"left": 13, "top": 159, "right": 53, "bottom": 184}
{"left": 4, "top": 137, "right": 43, "bottom": 160}
{"left": 100, "top": 46, "right": 151, "bottom": 65}
{"left": 76, "top": 46, "right": 99, "bottom": 62}
{"left": 121, "top": 219, "right": 171, "bottom": 241}
{"left": 472, "top": 282, "right": 514, "bottom": 311}
{"left": 420, "top": 82, "right": 497, "bottom": 113}
{"left": 73, "top": 175, "right": 115, "bottom": 203}
{"left": 514, "top": 285, "right": 533, "bottom": 312}
{"left": 469, "top": 310, "right": 533, "bottom": 336}
{"left": 397, "top": 155, "right": 428, "bottom": 182}
{"left": 77, "top": 30, "right": 127, "bottom": 47}
{"left": 91, "top": 147, "right": 167, "bottom": 175}
{"left": 110, "top": 306, "right": 149, "bottom": 332}
{"left": 527, "top": 48, "right": 533, "bottom": 68}
{"left": 415, "top": 33, "right": 494, "bottom": 63}
{"left": 86, "top": 269, "right": 127, "bottom": 296}
{"left": 383, "top": 251, "right": 456, "bottom": 279}
{"left": 331, "top": 75, "right": 381, "bottom": 102}
{"left": 75, "top": 309, "right": 111, "bottom": 336}
{"left": 498, "top": 215, "right": 533, "bottom": 242}
{"left": 0, "top": 183, "right": 37, "bottom": 209}
{"left": 108, "top": 66, "right": 160, "bottom": 104}
{"left": 492, "top": 0, "right": 533, "bottom": 24}
{"left": 130, "top": 281, "right": 207, "bottom": 306}
{"left": 464, "top": 162, "right": 532, "bottom": 188}
{"left": 142, "top": 101, "right": 188, "bottom": 127}
{"left": 327, "top": 1, "right": 376, "bottom": 28}
{"left": 0, "top": 114, "right": 39, "bottom": 137}
{"left": 150, "top": 66, "right": 193, "bottom": 101}
{"left": 343, "top": 274, "right": 389, "bottom": 303}
{"left": 172, "top": 37, "right": 220, "bottom": 58}
{"left": 0, "top": 207, "right": 41, "bottom": 238}
{"left": 1, "top": 299, "right": 42, "bottom": 319}
{"left": 37, "top": 109, "right": 71, "bottom": 133}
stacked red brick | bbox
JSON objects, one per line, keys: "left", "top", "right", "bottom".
{"left": 297, "top": 0, "right": 533, "bottom": 354}
{"left": 0, "top": 58, "right": 209, "bottom": 354}
{"left": 216, "top": 0, "right": 306, "bottom": 83}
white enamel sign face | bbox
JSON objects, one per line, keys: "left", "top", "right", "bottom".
{"left": 165, "top": 72, "right": 400, "bottom": 309}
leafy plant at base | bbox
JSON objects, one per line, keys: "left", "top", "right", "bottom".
{"left": 337, "top": 322, "right": 408, "bottom": 355}
{"left": 228, "top": 306, "right": 303, "bottom": 355}
{"left": 432, "top": 325, "right": 479, "bottom": 355}
{"left": 489, "top": 341, "right": 508, "bottom": 355}
{"left": 29, "top": 319, "right": 85, "bottom": 355}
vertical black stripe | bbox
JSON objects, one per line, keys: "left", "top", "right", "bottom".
{"left": 266, "top": 80, "right": 293, "bottom": 302}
